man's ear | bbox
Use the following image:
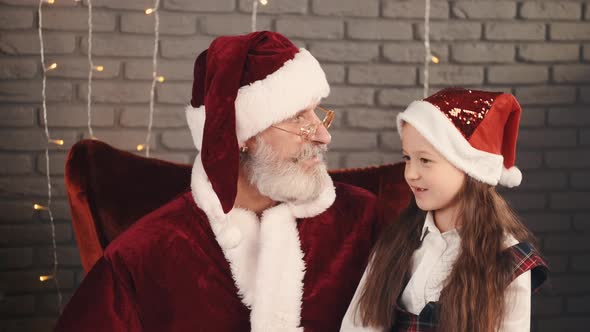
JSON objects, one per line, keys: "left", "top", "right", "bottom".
{"left": 243, "top": 136, "right": 258, "bottom": 151}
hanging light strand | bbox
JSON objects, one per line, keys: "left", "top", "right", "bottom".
{"left": 37, "top": 0, "right": 63, "bottom": 313}
{"left": 423, "top": 0, "right": 431, "bottom": 97}
{"left": 251, "top": 0, "right": 258, "bottom": 32}
{"left": 145, "top": 0, "right": 161, "bottom": 157}
{"left": 87, "top": 0, "right": 94, "bottom": 138}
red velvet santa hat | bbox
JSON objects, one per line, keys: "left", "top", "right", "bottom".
{"left": 186, "top": 31, "right": 330, "bottom": 213}
{"left": 396, "top": 88, "right": 523, "bottom": 187}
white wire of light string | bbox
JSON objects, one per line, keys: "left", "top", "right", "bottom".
{"left": 423, "top": 0, "right": 432, "bottom": 97}
{"left": 251, "top": 0, "right": 259, "bottom": 32}
{"left": 87, "top": 0, "right": 95, "bottom": 138}
{"left": 251, "top": 0, "right": 269, "bottom": 32}
{"left": 144, "top": 0, "right": 161, "bottom": 157}
{"left": 37, "top": 0, "right": 63, "bottom": 313}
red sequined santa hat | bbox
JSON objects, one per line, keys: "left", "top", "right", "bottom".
{"left": 396, "top": 88, "right": 523, "bottom": 187}
{"left": 186, "top": 31, "right": 330, "bottom": 213}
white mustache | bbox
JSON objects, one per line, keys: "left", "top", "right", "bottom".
{"left": 293, "top": 144, "right": 327, "bottom": 163}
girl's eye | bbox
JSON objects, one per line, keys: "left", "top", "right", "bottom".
{"left": 420, "top": 158, "right": 431, "bottom": 164}
{"left": 402, "top": 155, "right": 410, "bottom": 162}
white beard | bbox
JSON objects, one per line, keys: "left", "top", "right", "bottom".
{"left": 243, "top": 136, "right": 331, "bottom": 204}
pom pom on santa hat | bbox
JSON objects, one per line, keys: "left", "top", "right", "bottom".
{"left": 396, "top": 88, "right": 524, "bottom": 188}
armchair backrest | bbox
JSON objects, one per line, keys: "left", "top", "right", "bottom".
{"left": 65, "top": 140, "right": 411, "bottom": 272}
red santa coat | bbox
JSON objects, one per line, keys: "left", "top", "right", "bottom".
{"left": 54, "top": 171, "right": 383, "bottom": 331}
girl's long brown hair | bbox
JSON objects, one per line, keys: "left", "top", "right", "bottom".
{"left": 356, "top": 177, "right": 536, "bottom": 332}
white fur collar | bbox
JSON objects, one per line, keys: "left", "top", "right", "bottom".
{"left": 190, "top": 154, "right": 336, "bottom": 331}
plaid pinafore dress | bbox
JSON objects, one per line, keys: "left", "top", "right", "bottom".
{"left": 391, "top": 242, "right": 548, "bottom": 332}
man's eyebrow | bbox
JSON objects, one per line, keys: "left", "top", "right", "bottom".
{"left": 291, "top": 109, "right": 307, "bottom": 118}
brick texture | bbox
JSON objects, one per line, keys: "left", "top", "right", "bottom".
{"left": 485, "top": 23, "right": 545, "bottom": 41}
{"left": 487, "top": 65, "right": 549, "bottom": 84}
{"left": 312, "top": 0, "right": 379, "bottom": 17}
{"left": 452, "top": 1, "right": 516, "bottom": 19}
{"left": 383, "top": 0, "right": 449, "bottom": 19}
{"left": 309, "top": 41, "right": 380, "bottom": 63}
{"left": 348, "top": 65, "right": 416, "bottom": 86}
{"left": 43, "top": 8, "right": 116, "bottom": 32}
{"left": 417, "top": 22, "right": 482, "bottom": 41}
{"left": 1, "top": 1, "right": 588, "bottom": 330}
{"left": 518, "top": 44, "right": 580, "bottom": 62}
{"left": 201, "top": 15, "right": 271, "bottom": 36}
{"left": 521, "top": 2, "right": 582, "bottom": 20}
{"left": 551, "top": 23, "right": 590, "bottom": 40}
{"left": 452, "top": 43, "right": 515, "bottom": 63}
{"left": 383, "top": 43, "right": 448, "bottom": 63}
{"left": 238, "top": 0, "right": 307, "bottom": 14}
{"left": 347, "top": 20, "right": 412, "bottom": 41}
{"left": 121, "top": 12, "right": 197, "bottom": 35}
{"left": 277, "top": 17, "right": 343, "bottom": 40}
{"left": 0, "top": 8, "right": 34, "bottom": 29}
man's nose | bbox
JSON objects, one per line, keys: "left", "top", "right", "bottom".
{"left": 311, "top": 124, "right": 331, "bottom": 145}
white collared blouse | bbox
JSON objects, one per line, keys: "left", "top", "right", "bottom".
{"left": 340, "top": 211, "right": 532, "bottom": 332}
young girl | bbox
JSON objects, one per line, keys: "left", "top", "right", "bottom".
{"left": 341, "top": 88, "right": 548, "bottom": 332}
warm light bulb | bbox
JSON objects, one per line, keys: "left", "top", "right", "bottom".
{"left": 94, "top": 65, "right": 104, "bottom": 72}
{"left": 260, "top": 0, "right": 268, "bottom": 5}
{"left": 431, "top": 55, "right": 440, "bottom": 64}
{"left": 46, "top": 63, "right": 57, "bottom": 71}
{"left": 39, "top": 275, "right": 53, "bottom": 282}
{"left": 34, "top": 204, "right": 48, "bottom": 210}
{"left": 49, "top": 138, "right": 64, "bottom": 146}
{"left": 145, "top": 8, "right": 155, "bottom": 15}
{"left": 137, "top": 144, "right": 145, "bottom": 151}
{"left": 156, "top": 76, "right": 165, "bottom": 83}
{"left": 45, "top": 0, "right": 55, "bottom": 4}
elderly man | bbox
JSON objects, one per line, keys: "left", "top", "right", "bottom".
{"left": 55, "top": 31, "right": 384, "bottom": 331}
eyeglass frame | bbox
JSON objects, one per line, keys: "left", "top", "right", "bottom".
{"left": 270, "top": 106, "right": 335, "bottom": 140}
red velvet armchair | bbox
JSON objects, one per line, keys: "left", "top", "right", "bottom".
{"left": 65, "top": 140, "right": 411, "bottom": 272}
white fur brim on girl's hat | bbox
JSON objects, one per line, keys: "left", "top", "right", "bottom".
{"left": 396, "top": 88, "right": 523, "bottom": 188}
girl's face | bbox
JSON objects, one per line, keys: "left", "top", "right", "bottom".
{"left": 401, "top": 123, "right": 466, "bottom": 214}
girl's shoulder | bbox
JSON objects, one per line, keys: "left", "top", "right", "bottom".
{"left": 504, "top": 240, "right": 548, "bottom": 293}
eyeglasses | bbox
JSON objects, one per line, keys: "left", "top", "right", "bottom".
{"left": 271, "top": 106, "right": 335, "bottom": 141}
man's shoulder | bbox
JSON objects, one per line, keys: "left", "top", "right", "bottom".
{"left": 329, "top": 182, "right": 378, "bottom": 222}
{"left": 333, "top": 181, "right": 377, "bottom": 203}
{"left": 104, "top": 190, "right": 208, "bottom": 260}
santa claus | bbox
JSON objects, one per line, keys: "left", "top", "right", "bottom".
{"left": 54, "top": 31, "right": 389, "bottom": 331}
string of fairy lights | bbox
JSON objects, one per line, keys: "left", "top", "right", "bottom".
{"left": 36, "top": 0, "right": 64, "bottom": 312}
{"left": 33, "top": 0, "right": 436, "bottom": 314}
{"left": 423, "top": 0, "right": 433, "bottom": 97}
{"left": 139, "top": 0, "right": 164, "bottom": 157}
{"left": 35, "top": 0, "right": 166, "bottom": 312}
{"left": 86, "top": 0, "right": 97, "bottom": 138}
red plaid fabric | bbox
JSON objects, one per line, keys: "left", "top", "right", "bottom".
{"left": 509, "top": 242, "right": 548, "bottom": 293}
{"left": 390, "top": 242, "right": 548, "bottom": 332}
{"left": 392, "top": 302, "right": 438, "bottom": 332}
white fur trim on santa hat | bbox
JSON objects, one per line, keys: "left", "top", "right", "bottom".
{"left": 500, "top": 166, "right": 522, "bottom": 188}
{"left": 186, "top": 104, "right": 206, "bottom": 151}
{"left": 186, "top": 48, "right": 330, "bottom": 150}
{"left": 189, "top": 153, "right": 335, "bottom": 329}
{"left": 397, "top": 100, "right": 505, "bottom": 186}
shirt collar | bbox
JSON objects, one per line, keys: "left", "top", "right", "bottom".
{"left": 420, "top": 211, "right": 460, "bottom": 241}
{"left": 420, "top": 211, "right": 437, "bottom": 240}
